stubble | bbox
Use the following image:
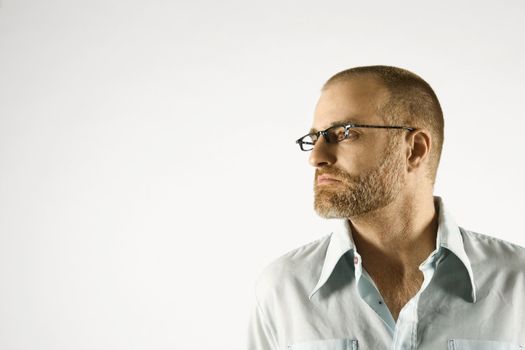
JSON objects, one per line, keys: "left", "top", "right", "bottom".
{"left": 313, "top": 138, "right": 405, "bottom": 218}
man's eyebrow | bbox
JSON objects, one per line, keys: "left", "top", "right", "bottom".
{"left": 309, "top": 119, "right": 360, "bottom": 134}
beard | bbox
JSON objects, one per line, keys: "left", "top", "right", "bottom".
{"left": 314, "top": 139, "right": 406, "bottom": 219}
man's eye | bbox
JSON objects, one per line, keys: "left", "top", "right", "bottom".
{"left": 333, "top": 128, "right": 346, "bottom": 140}
{"left": 346, "top": 130, "right": 359, "bottom": 139}
{"left": 337, "top": 129, "right": 358, "bottom": 142}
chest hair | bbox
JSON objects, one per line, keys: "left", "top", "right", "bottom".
{"left": 368, "top": 269, "right": 424, "bottom": 321}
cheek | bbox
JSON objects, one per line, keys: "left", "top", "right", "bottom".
{"left": 336, "top": 132, "right": 393, "bottom": 171}
{"left": 334, "top": 146, "right": 380, "bottom": 175}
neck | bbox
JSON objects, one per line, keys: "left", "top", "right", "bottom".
{"left": 348, "top": 193, "right": 438, "bottom": 273}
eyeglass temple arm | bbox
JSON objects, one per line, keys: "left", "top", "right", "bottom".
{"left": 349, "top": 124, "right": 415, "bottom": 131}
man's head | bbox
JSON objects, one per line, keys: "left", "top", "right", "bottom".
{"left": 305, "top": 65, "right": 444, "bottom": 218}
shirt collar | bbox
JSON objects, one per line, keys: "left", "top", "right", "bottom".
{"left": 434, "top": 196, "right": 477, "bottom": 302}
{"left": 308, "top": 196, "right": 477, "bottom": 303}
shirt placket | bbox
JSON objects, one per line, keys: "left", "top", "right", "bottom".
{"left": 354, "top": 249, "right": 442, "bottom": 350}
{"left": 393, "top": 251, "right": 442, "bottom": 350}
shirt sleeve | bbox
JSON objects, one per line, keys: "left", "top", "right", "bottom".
{"left": 247, "top": 299, "right": 279, "bottom": 350}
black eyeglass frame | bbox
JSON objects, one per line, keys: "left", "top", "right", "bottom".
{"left": 295, "top": 123, "right": 416, "bottom": 151}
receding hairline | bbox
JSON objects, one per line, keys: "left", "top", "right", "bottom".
{"left": 320, "top": 73, "right": 393, "bottom": 120}
{"left": 322, "top": 71, "right": 388, "bottom": 91}
{"left": 321, "top": 66, "right": 444, "bottom": 125}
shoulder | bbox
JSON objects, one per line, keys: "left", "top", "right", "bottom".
{"left": 460, "top": 227, "right": 525, "bottom": 268}
{"left": 253, "top": 233, "right": 332, "bottom": 304}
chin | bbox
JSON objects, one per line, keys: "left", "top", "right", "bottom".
{"left": 314, "top": 196, "right": 385, "bottom": 219}
{"left": 314, "top": 201, "right": 349, "bottom": 219}
{"left": 315, "top": 210, "right": 343, "bottom": 219}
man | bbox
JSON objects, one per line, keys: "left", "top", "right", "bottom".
{"left": 247, "top": 66, "right": 525, "bottom": 349}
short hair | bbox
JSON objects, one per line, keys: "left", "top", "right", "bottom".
{"left": 323, "top": 65, "right": 444, "bottom": 183}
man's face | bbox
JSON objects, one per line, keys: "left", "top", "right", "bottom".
{"left": 310, "top": 77, "right": 407, "bottom": 218}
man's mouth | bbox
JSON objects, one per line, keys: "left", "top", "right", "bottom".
{"left": 317, "top": 174, "right": 342, "bottom": 185}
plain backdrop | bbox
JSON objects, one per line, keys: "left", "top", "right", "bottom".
{"left": 1, "top": 1, "right": 524, "bottom": 349}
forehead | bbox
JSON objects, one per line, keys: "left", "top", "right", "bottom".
{"left": 312, "top": 76, "right": 389, "bottom": 131}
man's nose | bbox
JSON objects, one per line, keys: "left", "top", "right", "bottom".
{"left": 309, "top": 138, "right": 336, "bottom": 168}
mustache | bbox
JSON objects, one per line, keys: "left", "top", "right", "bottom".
{"left": 316, "top": 167, "right": 348, "bottom": 178}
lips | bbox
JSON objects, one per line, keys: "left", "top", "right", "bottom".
{"left": 317, "top": 174, "right": 342, "bottom": 185}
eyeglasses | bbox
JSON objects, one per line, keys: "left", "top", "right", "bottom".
{"left": 295, "top": 123, "right": 416, "bottom": 151}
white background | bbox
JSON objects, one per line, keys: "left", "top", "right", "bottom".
{"left": 1, "top": 1, "right": 524, "bottom": 349}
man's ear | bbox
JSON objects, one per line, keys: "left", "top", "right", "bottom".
{"left": 406, "top": 129, "right": 431, "bottom": 173}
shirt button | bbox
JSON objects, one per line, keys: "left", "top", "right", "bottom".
{"left": 354, "top": 256, "right": 359, "bottom": 265}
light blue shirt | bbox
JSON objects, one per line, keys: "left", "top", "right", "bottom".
{"left": 247, "top": 197, "right": 525, "bottom": 350}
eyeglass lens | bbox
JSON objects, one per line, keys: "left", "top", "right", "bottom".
{"left": 299, "top": 125, "right": 347, "bottom": 150}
